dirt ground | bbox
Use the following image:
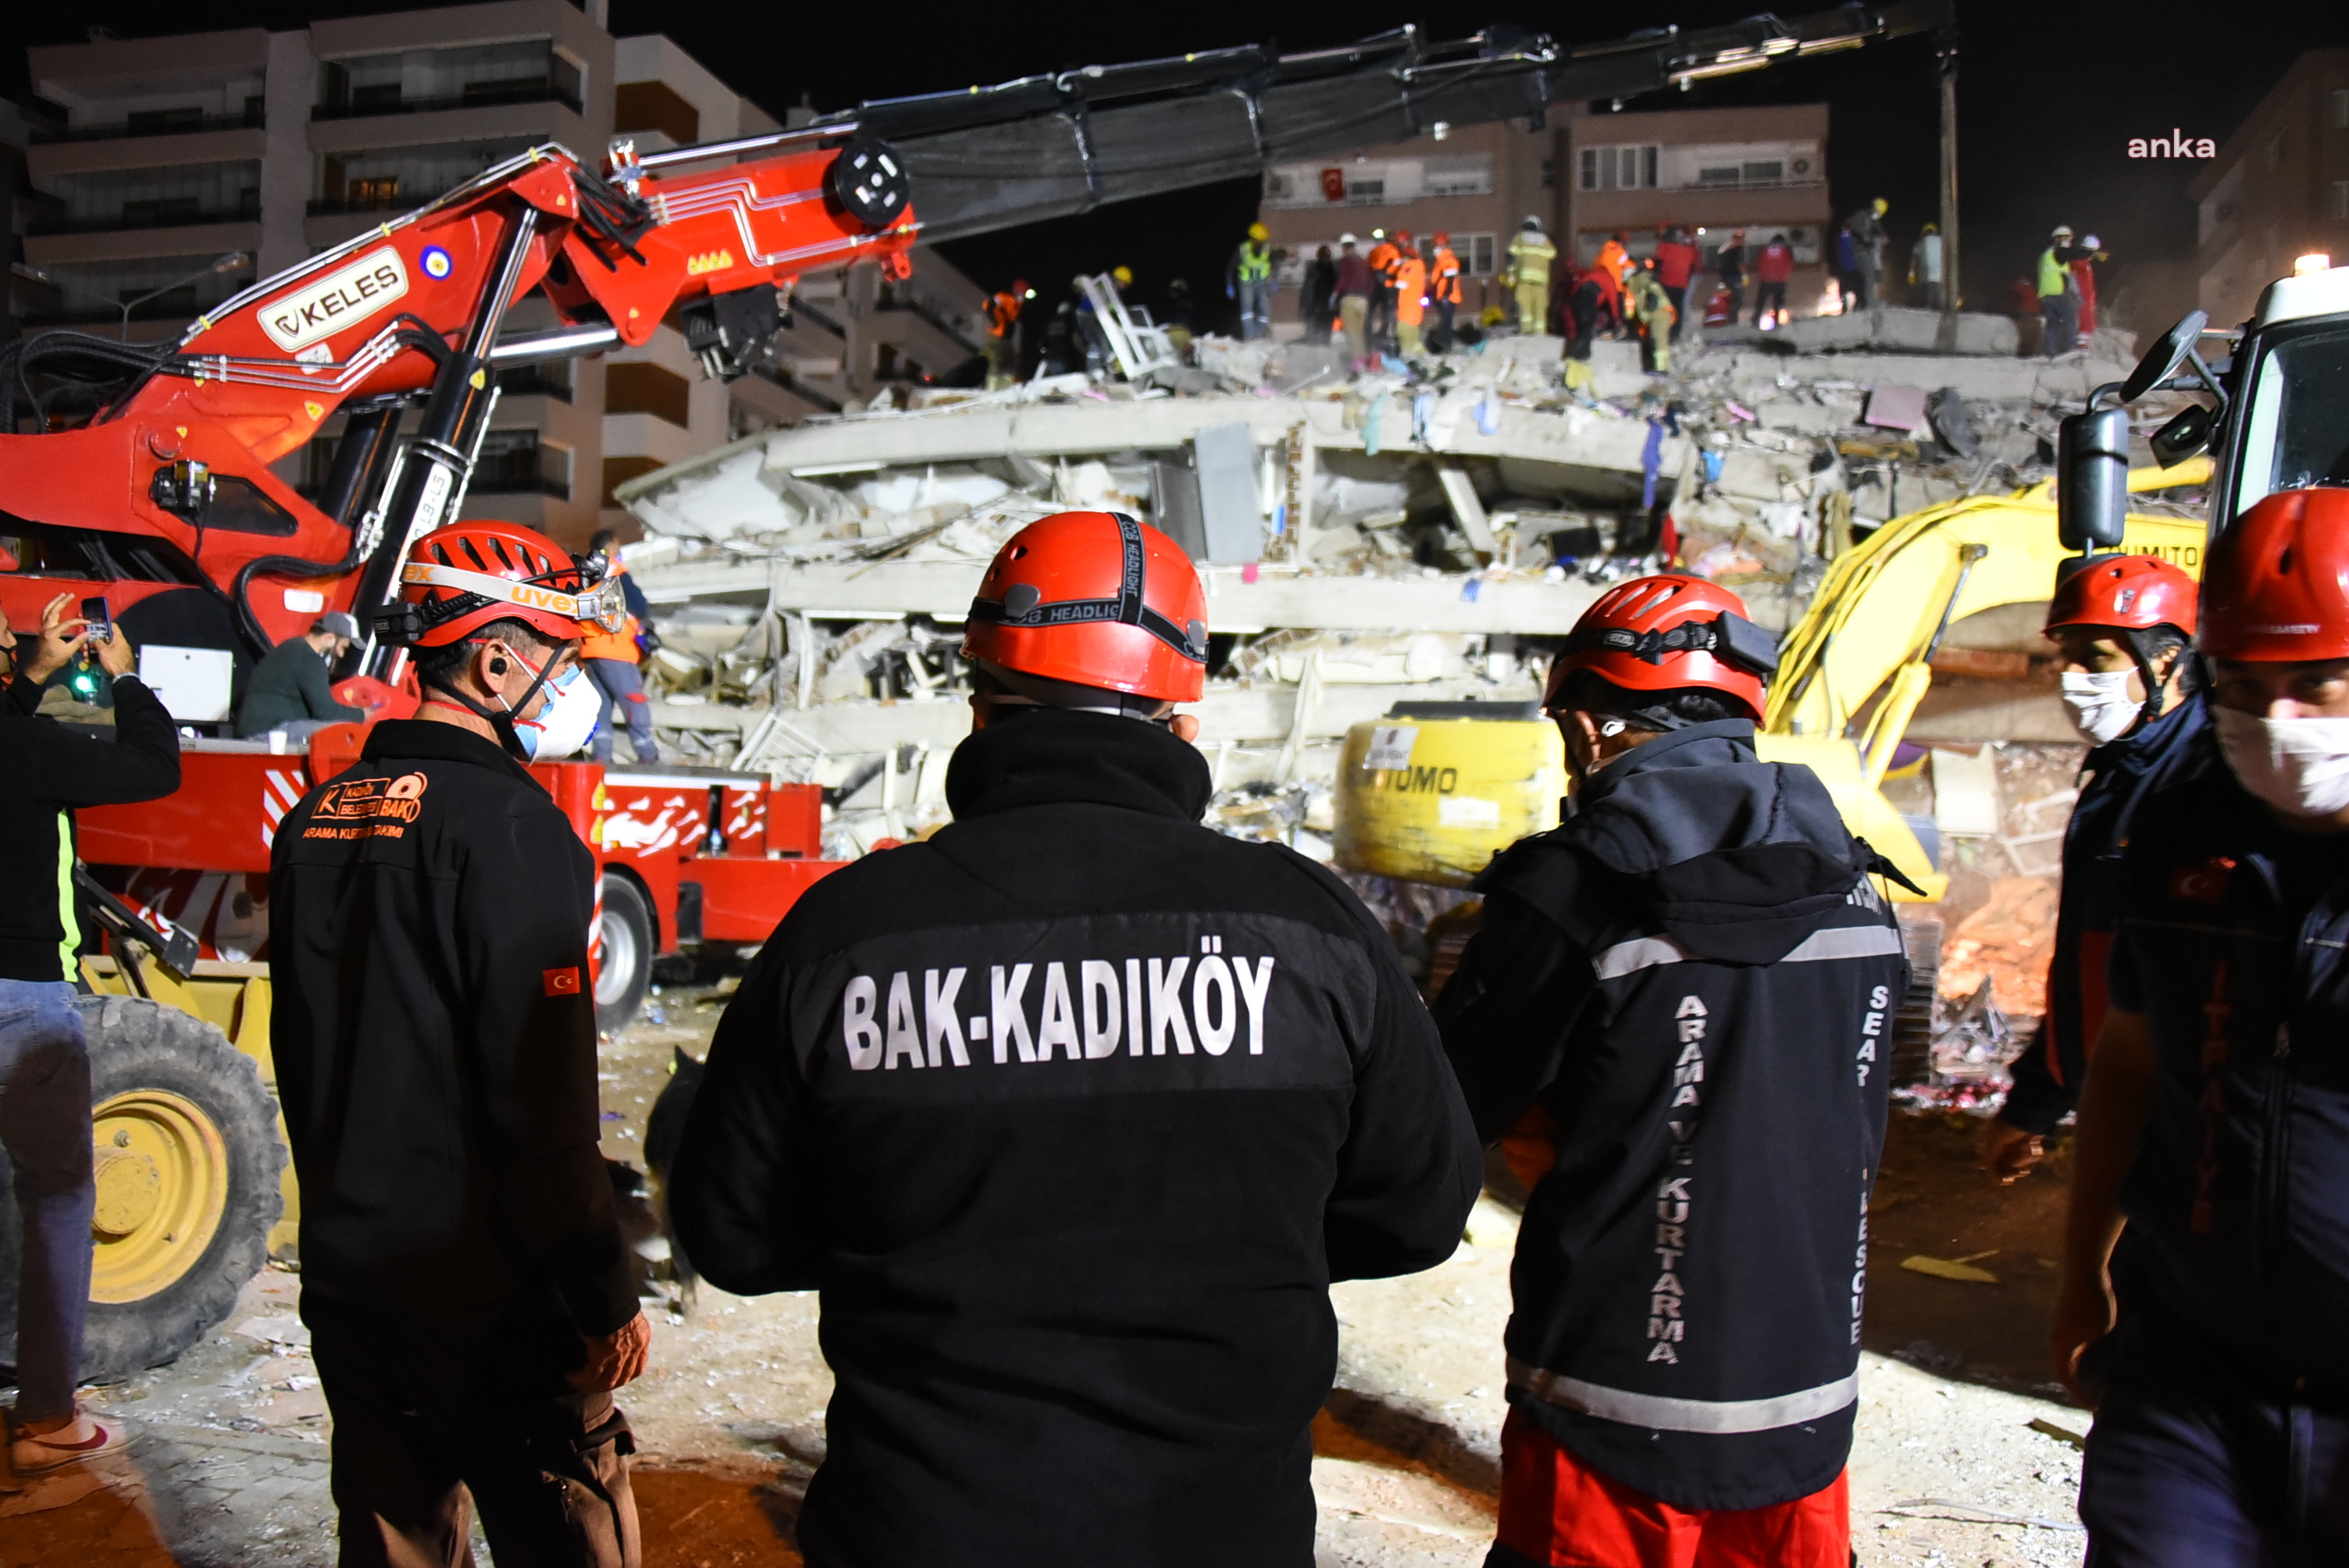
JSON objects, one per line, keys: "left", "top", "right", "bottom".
{"left": 5, "top": 984, "right": 2094, "bottom": 1566}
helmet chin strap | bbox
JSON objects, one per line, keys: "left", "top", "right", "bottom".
{"left": 421, "top": 640, "right": 558, "bottom": 760}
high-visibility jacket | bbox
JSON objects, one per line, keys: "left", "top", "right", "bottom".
{"left": 1594, "top": 238, "right": 1628, "bottom": 286}
{"left": 1232, "top": 241, "right": 1272, "bottom": 283}
{"left": 984, "top": 290, "right": 1022, "bottom": 337}
{"left": 2037, "top": 246, "right": 2071, "bottom": 298}
{"left": 1392, "top": 256, "right": 1428, "bottom": 323}
{"left": 1367, "top": 241, "right": 1401, "bottom": 284}
{"left": 1510, "top": 233, "right": 1557, "bottom": 288}
{"left": 1430, "top": 245, "right": 1462, "bottom": 304}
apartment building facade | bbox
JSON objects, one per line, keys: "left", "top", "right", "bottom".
{"left": 1255, "top": 102, "right": 1836, "bottom": 326}
{"left": 19, "top": 2, "right": 985, "bottom": 546}
{"left": 2188, "top": 48, "right": 2349, "bottom": 328}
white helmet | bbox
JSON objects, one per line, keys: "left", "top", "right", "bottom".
{"left": 2083, "top": 234, "right": 2101, "bottom": 249}
{"left": 1338, "top": 232, "right": 1358, "bottom": 246}
{"left": 1523, "top": 215, "right": 1544, "bottom": 230}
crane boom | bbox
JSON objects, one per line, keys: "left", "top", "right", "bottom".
{"left": 0, "top": 5, "right": 1947, "bottom": 679}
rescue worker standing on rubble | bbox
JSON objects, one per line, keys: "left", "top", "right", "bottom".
{"left": 1429, "top": 232, "right": 1463, "bottom": 349}
{"left": 1366, "top": 230, "right": 1401, "bottom": 351}
{"left": 269, "top": 521, "right": 648, "bottom": 1567}
{"left": 1978, "top": 556, "right": 2207, "bottom": 1184}
{"left": 668, "top": 510, "right": 1482, "bottom": 1568}
{"left": 1755, "top": 233, "right": 1794, "bottom": 329}
{"left": 982, "top": 278, "right": 1029, "bottom": 388}
{"left": 1392, "top": 240, "right": 1430, "bottom": 357}
{"left": 1624, "top": 259, "right": 1675, "bottom": 375}
{"left": 1437, "top": 575, "right": 1910, "bottom": 1568}
{"left": 580, "top": 528, "right": 661, "bottom": 766}
{"left": 1228, "top": 223, "right": 1275, "bottom": 341}
{"left": 1335, "top": 233, "right": 1374, "bottom": 366}
{"left": 2053, "top": 487, "right": 2349, "bottom": 1563}
{"left": 1508, "top": 216, "right": 1556, "bottom": 336}
{"left": 2037, "top": 226, "right": 2086, "bottom": 357}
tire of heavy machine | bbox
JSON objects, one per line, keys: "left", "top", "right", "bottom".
{"left": 1890, "top": 916, "right": 1942, "bottom": 1087}
{"left": 0, "top": 996, "right": 286, "bottom": 1379}
{"left": 597, "top": 872, "right": 655, "bottom": 1035}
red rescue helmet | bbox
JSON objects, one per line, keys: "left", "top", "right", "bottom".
{"left": 1545, "top": 574, "right": 1779, "bottom": 722}
{"left": 961, "top": 511, "right": 1208, "bottom": 701}
{"left": 2044, "top": 554, "right": 2198, "bottom": 637}
{"left": 2199, "top": 486, "right": 2349, "bottom": 662}
{"left": 1432, "top": 231, "right": 1450, "bottom": 247}
{"left": 386, "top": 520, "right": 626, "bottom": 649}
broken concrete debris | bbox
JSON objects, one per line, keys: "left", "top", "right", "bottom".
{"left": 615, "top": 307, "right": 2152, "bottom": 882}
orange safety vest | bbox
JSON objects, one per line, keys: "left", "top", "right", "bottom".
{"left": 1392, "top": 256, "right": 1428, "bottom": 323}
{"left": 1430, "top": 246, "right": 1462, "bottom": 305}
{"left": 1367, "top": 241, "right": 1400, "bottom": 283}
{"left": 985, "top": 290, "right": 1021, "bottom": 337}
{"left": 1596, "top": 239, "right": 1630, "bottom": 285}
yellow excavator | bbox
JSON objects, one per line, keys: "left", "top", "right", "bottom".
{"left": 1333, "top": 457, "right": 2213, "bottom": 896}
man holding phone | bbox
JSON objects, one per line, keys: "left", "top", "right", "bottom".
{"left": 0, "top": 593, "right": 180, "bottom": 1481}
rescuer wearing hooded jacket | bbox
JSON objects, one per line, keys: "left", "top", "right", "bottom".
{"left": 1978, "top": 554, "right": 2210, "bottom": 1183}
{"left": 269, "top": 521, "right": 647, "bottom": 1567}
{"left": 2054, "top": 487, "right": 2349, "bottom": 1564}
{"left": 668, "top": 510, "right": 1481, "bottom": 1568}
{"left": 1436, "top": 575, "right": 1910, "bottom": 1568}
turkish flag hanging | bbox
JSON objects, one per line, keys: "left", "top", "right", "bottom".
{"left": 1321, "top": 167, "right": 1346, "bottom": 203}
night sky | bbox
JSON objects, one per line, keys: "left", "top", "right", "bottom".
{"left": 9, "top": 1, "right": 2347, "bottom": 330}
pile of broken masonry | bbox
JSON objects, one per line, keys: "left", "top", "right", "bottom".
{"left": 614, "top": 305, "right": 2178, "bottom": 889}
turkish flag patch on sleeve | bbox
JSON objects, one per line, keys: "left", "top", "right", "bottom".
{"left": 544, "top": 967, "right": 583, "bottom": 996}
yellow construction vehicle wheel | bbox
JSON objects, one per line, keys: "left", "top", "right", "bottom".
{"left": 0, "top": 996, "right": 285, "bottom": 1378}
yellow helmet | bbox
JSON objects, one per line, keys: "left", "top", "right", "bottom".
{"left": 1111, "top": 265, "right": 1134, "bottom": 287}
{"left": 1248, "top": 222, "right": 1269, "bottom": 243}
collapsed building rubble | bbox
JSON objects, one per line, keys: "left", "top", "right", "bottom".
{"left": 615, "top": 299, "right": 2158, "bottom": 870}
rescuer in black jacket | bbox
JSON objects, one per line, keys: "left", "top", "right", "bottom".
{"left": 1436, "top": 576, "right": 1909, "bottom": 1568}
{"left": 269, "top": 521, "right": 647, "bottom": 1568}
{"left": 669, "top": 511, "right": 1483, "bottom": 1568}
{"left": 1978, "top": 554, "right": 2208, "bottom": 1181}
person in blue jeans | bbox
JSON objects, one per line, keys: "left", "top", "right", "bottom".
{"left": 0, "top": 593, "right": 179, "bottom": 1481}
{"left": 2055, "top": 488, "right": 2349, "bottom": 1563}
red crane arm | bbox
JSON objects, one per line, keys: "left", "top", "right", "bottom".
{"left": 0, "top": 137, "right": 914, "bottom": 652}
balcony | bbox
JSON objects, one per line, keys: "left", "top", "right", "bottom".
{"left": 312, "top": 83, "right": 581, "bottom": 123}
{"left": 34, "top": 108, "right": 265, "bottom": 144}
{"left": 29, "top": 194, "right": 260, "bottom": 237}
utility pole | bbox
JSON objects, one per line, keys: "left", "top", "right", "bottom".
{"left": 1937, "top": 16, "right": 1961, "bottom": 332}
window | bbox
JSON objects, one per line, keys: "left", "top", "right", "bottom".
{"left": 318, "top": 39, "right": 577, "bottom": 118}
{"left": 202, "top": 476, "right": 300, "bottom": 536}
{"left": 2333, "top": 181, "right": 2349, "bottom": 221}
{"left": 1464, "top": 233, "right": 1498, "bottom": 276}
{"left": 2228, "top": 323, "right": 2349, "bottom": 519}
{"left": 37, "top": 161, "right": 261, "bottom": 233}
{"left": 615, "top": 80, "right": 698, "bottom": 147}
{"left": 1422, "top": 155, "right": 1494, "bottom": 198}
{"left": 470, "top": 430, "right": 568, "bottom": 497}
{"left": 314, "top": 137, "right": 534, "bottom": 214}
{"left": 1578, "top": 144, "right": 1658, "bottom": 191}
{"left": 605, "top": 362, "right": 692, "bottom": 428}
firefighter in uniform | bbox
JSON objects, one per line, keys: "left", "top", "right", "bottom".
{"left": 1507, "top": 217, "right": 1556, "bottom": 337}
{"left": 270, "top": 521, "right": 648, "bottom": 1567}
{"left": 1436, "top": 575, "right": 1911, "bottom": 1568}
{"left": 1978, "top": 554, "right": 2208, "bottom": 1182}
{"left": 668, "top": 510, "right": 1481, "bottom": 1568}
{"left": 2055, "top": 487, "right": 2349, "bottom": 1563}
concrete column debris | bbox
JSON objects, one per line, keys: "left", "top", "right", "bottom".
{"left": 611, "top": 312, "right": 2170, "bottom": 861}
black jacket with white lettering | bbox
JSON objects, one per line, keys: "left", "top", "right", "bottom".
{"left": 268, "top": 721, "right": 638, "bottom": 1341}
{"left": 1437, "top": 721, "right": 1905, "bottom": 1511}
{"left": 669, "top": 707, "right": 1481, "bottom": 1568}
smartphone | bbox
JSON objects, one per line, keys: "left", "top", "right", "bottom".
{"left": 80, "top": 595, "right": 112, "bottom": 644}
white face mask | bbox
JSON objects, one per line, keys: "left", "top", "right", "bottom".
{"left": 2215, "top": 707, "right": 2349, "bottom": 818}
{"left": 2060, "top": 669, "right": 2141, "bottom": 746}
{"left": 513, "top": 661, "right": 599, "bottom": 761}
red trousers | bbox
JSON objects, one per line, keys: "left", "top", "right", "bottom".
{"left": 1494, "top": 1409, "right": 1850, "bottom": 1568}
